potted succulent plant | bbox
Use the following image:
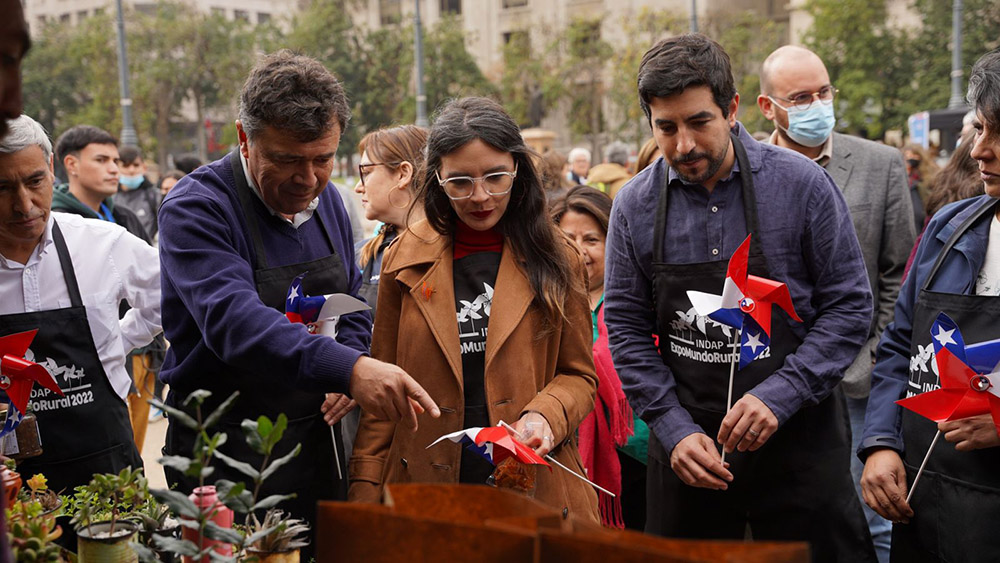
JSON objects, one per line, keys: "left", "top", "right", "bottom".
{"left": 2, "top": 458, "right": 22, "bottom": 506}
{"left": 243, "top": 509, "right": 309, "bottom": 563}
{"left": 6, "top": 474, "right": 68, "bottom": 562}
{"left": 72, "top": 466, "right": 148, "bottom": 563}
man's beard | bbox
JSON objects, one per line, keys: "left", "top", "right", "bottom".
{"left": 671, "top": 145, "right": 727, "bottom": 185}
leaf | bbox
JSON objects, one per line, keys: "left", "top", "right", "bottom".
{"left": 182, "top": 389, "right": 213, "bottom": 408}
{"left": 203, "top": 520, "right": 244, "bottom": 544}
{"left": 152, "top": 535, "right": 202, "bottom": 557}
{"left": 153, "top": 401, "right": 199, "bottom": 431}
{"left": 150, "top": 489, "right": 200, "bottom": 519}
{"left": 215, "top": 480, "right": 254, "bottom": 513}
{"left": 256, "top": 415, "right": 273, "bottom": 439}
{"left": 240, "top": 419, "right": 265, "bottom": 455}
{"left": 158, "top": 455, "right": 193, "bottom": 474}
{"left": 250, "top": 493, "right": 295, "bottom": 512}
{"left": 244, "top": 523, "right": 282, "bottom": 547}
{"left": 269, "top": 414, "right": 288, "bottom": 448}
{"left": 131, "top": 541, "right": 158, "bottom": 562}
{"left": 203, "top": 391, "right": 240, "bottom": 429}
{"left": 212, "top": 450, "right": 260, "bottom": 481}
{"left": 259, "top": 444, "right": 301, "bottom": 482}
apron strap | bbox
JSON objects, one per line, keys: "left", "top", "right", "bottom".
{"left": 229, "top": 150, "right": 339, "bottom": 270}
{"left": 51, "top": 219, "right": 84, "bottom": 308}
{"left": 921, "top": 197, "right": 999, "bottom": 292}
{"left": 653, "top": 131, "right": 763, "bottom": 262}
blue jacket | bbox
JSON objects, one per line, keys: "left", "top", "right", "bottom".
{"left": 158, "top": 154, "right": 371, "bottom": 396}
{"left": 861, "top": 195, "right": 996, "bottom": 457}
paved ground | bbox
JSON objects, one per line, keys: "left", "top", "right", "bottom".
{"left": 142, "top": 413, "right": 168, "bottom": 489}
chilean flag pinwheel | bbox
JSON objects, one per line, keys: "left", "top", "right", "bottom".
{"left": 427, "top": 425, "right": 550, "bottom": 468}
{"left": 0, "top": 330, "right": 64, "bottom": 436}
{"left": 687, "top": 234, "right": 802, "bottom": 369}
{"left": 285, "top": 273, "right": 331, "bottom": 326}
{"left": 284, "top": 273, "right": 369, "bottom": 337}
{"left": 896, "top": 313, "right": 1000, "bottom": 434}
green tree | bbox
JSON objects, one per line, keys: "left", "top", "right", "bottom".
{"left": 420, "top": 15, "right": 498, "bottom": 120}
{"left": 703, "top": 9, "right": 786, "bottom": 135}
{"left": 803, "top": 0, "right": 915, "bottom": 139}
{"left": 606, "top": 7, "right": 686, "bottom": 148}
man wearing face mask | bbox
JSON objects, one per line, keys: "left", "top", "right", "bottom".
{"left": 113, "top": 145, "right": 161, "bottom": 239}
{"left": 758, "top": 45, "right": 915, "bottom": 563}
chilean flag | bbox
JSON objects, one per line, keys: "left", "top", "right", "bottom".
{"left": 687, "top": 234, "right": 801, "bottom": 369}
{"left": 285, "top": 273, "right": 329, "bottom": 326}
{"left": 896, "top": 313, "right": 1000, "bottom": 434}
{"left": 428, "top": 425, "right": 550, "bottom": 467}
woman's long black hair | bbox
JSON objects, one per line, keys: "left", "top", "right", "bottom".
{"left": 418, "top": 97, "right": 576, "bottom": 322}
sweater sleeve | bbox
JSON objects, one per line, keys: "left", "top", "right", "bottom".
{"left": 158, "top": 190, "right": 361, "bottom": 394}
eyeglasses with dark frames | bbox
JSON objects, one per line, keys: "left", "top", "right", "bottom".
{"left": 358, "top": 162, "right": 401, "bottom": 187}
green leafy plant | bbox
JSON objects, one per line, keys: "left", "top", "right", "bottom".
{"left": 18, "top": 474, "right": 61, "bottom": 514}
{"left": 244, "top": 509, "right": 309, "bottom": 554}
{"left": 71, "top": 466, "right": 149, "bottom": 537}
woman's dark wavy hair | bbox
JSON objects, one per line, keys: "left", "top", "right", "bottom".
{"left": 419, "top": 97, "right": 575, "bottom": 322}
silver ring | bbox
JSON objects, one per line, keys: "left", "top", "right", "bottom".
{"left": 748, "top": 429, "right": 760, "bottom": 438}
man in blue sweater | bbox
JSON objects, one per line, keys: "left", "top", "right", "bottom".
{"left": 158, "top": 51, "right": 438, "bottom": 547}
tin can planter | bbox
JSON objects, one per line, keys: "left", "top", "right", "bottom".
{"left": 245, "top": 548, "right": 300, "bottom": 563}
{"left": 76, "top": 520, "right": 139, "bottom": 563}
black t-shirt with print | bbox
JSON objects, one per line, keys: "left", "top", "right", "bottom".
{"left": 454, "top": 250, "right": 500, "bottom": 484}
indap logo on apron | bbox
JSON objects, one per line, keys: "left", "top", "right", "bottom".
{"left": 22, "top": 348, "right": 94, "bottom": 412}
{"left": 665, "top": 304, "right": 772, "bottom": 365}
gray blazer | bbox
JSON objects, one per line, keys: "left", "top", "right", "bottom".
{"left": 826, "top": 133, "right": 915, "bottom": 398}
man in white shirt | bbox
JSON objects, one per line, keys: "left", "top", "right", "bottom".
{"left": 0, "top": 114, "right": 161, "bottom": 493}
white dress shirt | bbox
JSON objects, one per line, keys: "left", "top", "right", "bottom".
{"left": 0, "top": 212, "right": 162, "bottom": 400}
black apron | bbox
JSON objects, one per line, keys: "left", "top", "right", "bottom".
{"left": 891, "top": 197, "right": 1000, "bottom": 563}
{"left": 165, "top": 152, "right": 351, "bottom": 556}
{"left": 644, "top": 134, "right": 875, "bottom": 562}
{"left": 0, "top": 220, "right": 142, "bottom": 494}
{"left": 357, "top": 227, "right": 397, "bottom": 316}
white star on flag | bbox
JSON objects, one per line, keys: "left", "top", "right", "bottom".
{"left": 287, "top": 285, "right": 299, "bottom": 304}
{"left": 934, "top": 326, "right": 957, "bottom": 348}
{"left": 744, "top": 331, "right": 764, "bottom": 353}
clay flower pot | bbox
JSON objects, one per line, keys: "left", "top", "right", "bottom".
{"left": 1, "top": 466, "right": 22, "bottom": 507}
{"left": 76, "top": 520, "right": 139, "bottom": 563}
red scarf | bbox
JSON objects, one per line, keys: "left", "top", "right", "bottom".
{"left": 578, "top": 305, "right": 634, "bottom": 528}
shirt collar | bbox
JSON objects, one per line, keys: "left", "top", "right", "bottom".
{"left": 0, "top": 214, "right": 55, "bottom": 269}
{"left": 767, "top": 129, "right": 834, "bottom": 167}
{"left": 238, "top": 151, "right": 319, "bottom": 229}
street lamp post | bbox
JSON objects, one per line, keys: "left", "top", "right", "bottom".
{"left": 690, "top": 0, "right": 698, "bottom": 33}
{"left": 114, "top": 0, "right": 138, "bottom": 146}
{"left": 948, "top": 0, "right": 965, "bottom": 109}
{"left": 414, "top": 0, "right": 428, "bottom": 127}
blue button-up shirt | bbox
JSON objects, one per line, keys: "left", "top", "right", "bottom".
{"left": 604, "top": 123, "right": 873, "bottom": 453}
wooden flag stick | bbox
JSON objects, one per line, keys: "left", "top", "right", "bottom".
{"left": 905, "top": 429, "right": 940, "bottom": 504}
{"left": 498, "top": 420, "right": 615, "bottom": 497}
{"left": 721, "top": 331, "right": 740, "bottom": 466}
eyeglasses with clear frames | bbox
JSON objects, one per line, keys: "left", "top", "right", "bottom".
{"left": 435, "top": 164, "right": 518, "bottom": 200}
{"left": 769, "top": 85, "right": 839, "bottom": 111}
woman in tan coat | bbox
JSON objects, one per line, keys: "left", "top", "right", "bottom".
{"left": 348, "top": 97, "right": 600, "bottom": 522}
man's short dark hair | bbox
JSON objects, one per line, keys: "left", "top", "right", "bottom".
{"left": 173, "top": 155, "right": 203, "bottom": 175}
{"left": 54, "top": 125, "right": 117, "bottom": 163}
{"left": 239, "top": 50, "right": 351, "bottom": 143}
{"left": 637, "top": 34, "right": 737, "bottom": 122}
{"left": 118, "top": 145, "right": 143, "bottom": 165}
{"left": 968, "top": 48, "right": 1000, "bottom": 131}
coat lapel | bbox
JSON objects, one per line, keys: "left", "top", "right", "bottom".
{"left": 827, "top": 134, "right": 855, "bottom": 192}
{"left": 387, "top": 224, "right": 464, "bottom": 388}
{"left": 484, "top": 241, "right": 533, "bottom": 373}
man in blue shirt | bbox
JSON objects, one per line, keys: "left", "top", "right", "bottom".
{"left": 604, "top": 34, "right": 875, "bottom": 561}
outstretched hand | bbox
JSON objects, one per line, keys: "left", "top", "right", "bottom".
{"left": 348, "top": 356, "right": 440, "bottom": 430}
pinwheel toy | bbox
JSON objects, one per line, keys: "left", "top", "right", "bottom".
{"left": 686, "top": 234, "right": 801, "bottom": 463}
{"left": 896, "top": 312, "right": 1000, "bottom": 501}
{"left": 0, "top": 330, "right": 64, "bottom": 436}
{"left": 687, "top": 234, "right": 802, "bottom": 370}
{"left": 284, "top": 273, "right": 369, "bottom": 336}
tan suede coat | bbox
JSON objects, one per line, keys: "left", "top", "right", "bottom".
{"left": 348, "top": 220, "right": 599, "bottom": 523}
